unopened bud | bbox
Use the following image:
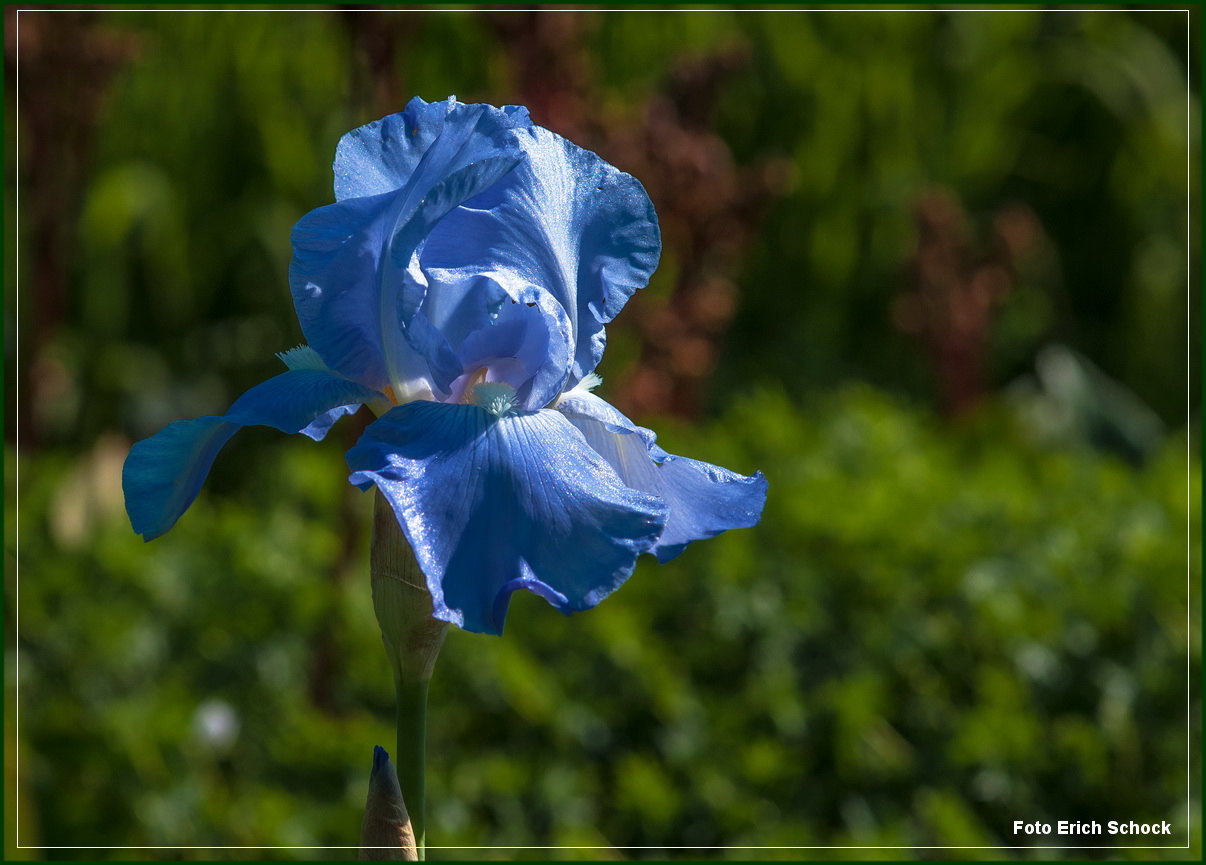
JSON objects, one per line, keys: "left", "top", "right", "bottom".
{"left": 358, "top": 746, "right": 417, "bottom": 861}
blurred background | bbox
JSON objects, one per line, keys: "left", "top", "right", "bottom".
{"left": 4, "top": 7, "right": 1200, "bottom": 860}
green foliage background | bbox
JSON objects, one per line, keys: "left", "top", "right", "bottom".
{"left": 6, "top": 8, "right": 1200, "bottom": 860}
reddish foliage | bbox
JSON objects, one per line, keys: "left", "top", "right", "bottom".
{"left": 895, "top": 188, "right": 1044, "bottom": 417}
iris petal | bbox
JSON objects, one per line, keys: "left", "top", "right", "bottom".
{"left": 289, "top": 192, "right": 406, "bottom": 391}
{"left": 123, "top": 418, "right": 239, "bottom": 543}
{"left": 124, "top": 370, "right": 383, "bottom": 541}
{"left": 333, "top": 96, "right": 532, "bottom": 203}
{"left": 448, "top": 294, "right": 573, "bottom": 410}
{"left": 418, "top": 125, "right": 661, "bottom": 385}
{"left": 292, "top": 160, "right": 521, "bottom": 395}
{"left": 295, "top": 98, "right": 654, "bottom": 401}
{"left": 346, "top": 401, "right": 669, "bottom": 635}
{"left": 555, "top": 392, "right": 768, "bottom": 562}
{"left": 300, "top": 405, "right": 361, "bottom": 441}
{"left": 292, "top": 97, "right": 528, "bottom": 394}
{"left": 391, "top": 160, "right": 525, "bottom": 395}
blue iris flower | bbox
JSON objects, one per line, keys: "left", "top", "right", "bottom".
{"left": 123, "top": 96, "right": 768, "bottom": 635}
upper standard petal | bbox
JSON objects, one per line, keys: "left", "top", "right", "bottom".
{"left": 346, "top": 401, "right": 669, "bottom": 635}
{"left": 292, "top": 158, "right": 522, "bottom": 396}
{"left": 416, "top": 125, "right": 661, "bottom": 386}
{"left": 292, "top": 98, "right": 529, "bottom": 394}
{"left": 334, "top": 96, "right": 532, "bottom": 203}
{"left": 294, "top": 99, "right": 657, "bottom": 403}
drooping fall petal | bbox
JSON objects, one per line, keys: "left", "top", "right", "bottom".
{"left": 556, "top": 391, "right": 768, "bottom": 562}
{"left": 124, "top": 370, "right": 382, "bottom": 541}
{"left": 347, "top": 400, "right": 668, "bottom": 634}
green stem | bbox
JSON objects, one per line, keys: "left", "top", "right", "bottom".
{"left": 394, "top": 677, "right": 430, "bottom": 859}
{"left": 371, "top": 490, "right": 448, "bottom": 861}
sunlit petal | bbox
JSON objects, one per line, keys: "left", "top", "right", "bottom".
{"left": 556, "top": 391, "right": 768, "bottom": 562}
{"left": 419, "top": 126, "right": 661, "bottom": 385}
{"left": 346, "top": 401, "right": 668, "bottom": 634}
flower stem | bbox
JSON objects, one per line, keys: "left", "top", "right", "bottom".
{"left": 371, "top": 490, "right": 449, "bottom": 861}
{"left": 394, "top": 677, "right": 430, "bottom": 857}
